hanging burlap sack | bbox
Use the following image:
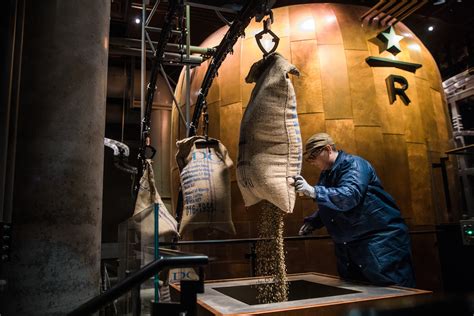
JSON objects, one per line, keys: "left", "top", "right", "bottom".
{"left": 176, "top": 136, "right": 236, "bottom": 236}
{"left": 133, "top": 159, "right": 178, "bottom": 246}
{"left": 237, "top": 52, "right": 302, "bottom": 213}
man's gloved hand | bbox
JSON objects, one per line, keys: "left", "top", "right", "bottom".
{"left": 294, "top": 175, "right": 316, "bottom": 199}
{"left": 298, "top": 222, "right": 315, "bottom": 236}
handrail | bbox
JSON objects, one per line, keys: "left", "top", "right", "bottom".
{"left": 68, "top": 249, "right": 208, "bottom": 316}
{"left": 159, "top": 230, "right": 439, "bottom": 246}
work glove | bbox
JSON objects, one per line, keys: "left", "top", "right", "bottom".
{"left": 298, "top": 222, "right": 315, "bottom": 236}
{"left": 294, "top": 175, "right": 316, "bottom": 199}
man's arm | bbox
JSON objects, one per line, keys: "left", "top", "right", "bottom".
{"left": 315, "top": 159, "right": 370, "bottom": 212}
{"left": 303, "top": 211, "right": 325, "bottom": 229}
{"left": 299, "top": 210, "right": 325, "bottom": 236}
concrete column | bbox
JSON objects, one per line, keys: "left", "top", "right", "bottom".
{"left": 2, "top": 0, "right": 110, "bottom": 315}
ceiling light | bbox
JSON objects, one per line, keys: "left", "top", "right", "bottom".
{"left": 408, "top": 43, "right": 421, "bottom": 51}
{"left": 428, "top": 26, "right": 434, "bottom": 31}
{"left": 325, "top": 15, "right": 336, "bottom": 24}
{"left": 299, "top": 18, "right": 315, "bottom": 31}
{"left": 135, "top": 18, "right": 141, "bottom": 24}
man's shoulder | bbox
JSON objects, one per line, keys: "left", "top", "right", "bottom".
{"left": 339, "top": 152, "right": 371, "bottom": 169}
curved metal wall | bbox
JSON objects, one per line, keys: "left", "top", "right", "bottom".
{"left": 171, "top": 4, "right": 457, "bottom": 236}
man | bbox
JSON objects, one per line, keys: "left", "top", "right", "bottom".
{"left": 294, "top": 133, "right": 415, "bottom": 287}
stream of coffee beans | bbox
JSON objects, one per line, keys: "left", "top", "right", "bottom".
{"left": 255, "top": 201, "right": 288, "bottom": 304}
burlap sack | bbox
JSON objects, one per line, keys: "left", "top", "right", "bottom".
{"left": 176, "top": 136, "right": 236, "bottom": 236}
{"left": 133, "top": 159, "right": 178, "bottom": 245}
{"left": 237, "top": 52, "right": 302, "bottom": 213}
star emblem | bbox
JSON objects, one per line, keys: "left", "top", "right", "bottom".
{"left": 376, "top": 26, "right": 404, "bottom": 56}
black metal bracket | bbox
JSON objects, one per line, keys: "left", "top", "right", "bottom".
{"left": 1, "top": 222, "right": 12, "bottom": 262}
{"left": 366, "top": 56, "right": 422, "bottom": 73}
{"left": 189, "top": 0, "right": 271, "bottom": 135}
{"left": 255, "top": 16, "right": 280, "bottom": 57}
{"left": 135, "top": 0, "right": 183, "bottom": 194}
{"left": 244, "top": 241, "right": 257, "bottom": 276}
{"left": 432, "top": 157, "right": 452, "bottom": 215}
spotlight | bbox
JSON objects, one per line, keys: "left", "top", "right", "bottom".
{"left": 428, "top": 26, "right": 434, "bottom": 31}
{"left": 135, "top": 18, "right": 141, "bottom": 24}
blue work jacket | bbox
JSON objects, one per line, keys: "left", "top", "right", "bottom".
{"left": 304, "top": 151, "right": 415, "bottom": 287}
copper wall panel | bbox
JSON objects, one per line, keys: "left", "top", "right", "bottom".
{"left": 372, "top": 67, "right": 406, "bottom": 135}
{"left": 290, "top": 40, "right": 323, "bottom": 114}
{"left": 407, "top": 143, "right": 434, "bottom": 225}
{"left": 289, "top": 4, "right": 316, "bottom": 42}
{"left": 402, "top": 73, "right": 425, "bottom": 144}
{"left": 416, "top": 78, "right": 440, "bottom": 154}
{"left": 345, "top": 50, "right": 379, "bottom": 126}
{"left": 220, "top": 102, "right": 242, "bottom": 181}
{"left": 206, "top": 101, "right": 220, "bottom": 140}
{"left": 220, "top": 39, "right": 242, "bottom": 107}
{"left": 150, "top": 108, "right": 172, "bottom": 197}
{"left": 275, "top": 36, "right": 291, "bottom": 63}
{"left": 413, "top": 48, "right": 430, "bottom": 82}
{"left": 381, "top": 134, "right": 413, "bottom": 220}
{"left": 422, "top": 47, "right": 442, "bottom": 92}
{"left": 326, "top": 119, "right": 356, "bottom": 154}
{"left": 354, "top": 126, "right": 386, "bottom": 182}
{"left": 319, "top": 44, "right": 352, "bottom": 119}
{"left": 332, "top": 4, "right": 369, "bottom": 50}
{"left": 312, "top": 4, "right": 343, "bottom": 45}
{"left": 270, "top": 6, "right": 290, "bottom": 38}
{"left": 431, "top": 89, "right": 450, "bottom": 153}
{"left": 299, "top": 113, "right": 326, "bottom": 185}
{"left": 298, "top": 113, "right": 326, "bottom": 145}
{"left": 241, "top": 38, "right": 263, "bottom": 108}
{"left": 190, "top": 64, "right": 207, "bottom": 105}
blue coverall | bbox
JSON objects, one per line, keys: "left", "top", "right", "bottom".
{"left": 304, "top": 151, "right": 416, "bottom": 287}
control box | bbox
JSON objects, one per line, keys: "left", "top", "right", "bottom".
{"left": 460, "top": 219, "right": 474, "bottom": 246}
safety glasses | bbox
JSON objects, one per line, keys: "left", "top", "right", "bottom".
{"left": 305, "top": 146, "right": 325, "bottom": 162}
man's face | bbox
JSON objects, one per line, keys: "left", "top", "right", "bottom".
{"left": 306, "top": 146, "right": 331, "bottom": 170}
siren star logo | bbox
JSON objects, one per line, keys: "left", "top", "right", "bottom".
{"left": 376, "top": 26, "right": 404, "bottom": 56}
{"left": 366, "top": 26, "right": 422, "bottom": 106}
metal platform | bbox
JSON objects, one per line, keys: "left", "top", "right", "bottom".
{"left": 172, "top": 272, "right": 431, "bottom": 316}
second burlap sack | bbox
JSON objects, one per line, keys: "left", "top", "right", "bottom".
{"left": 133, "top": 159, "right": 179, "bottom": 244}
{"left": 176, "top": 136, "right": 236, "bottom": 236}
{"left": 237, "top": 52, "right": 302, "bottom": 213}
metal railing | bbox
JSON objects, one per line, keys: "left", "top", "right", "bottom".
{"left": 68, "top": 248, "right": 208, "bottom": 316}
